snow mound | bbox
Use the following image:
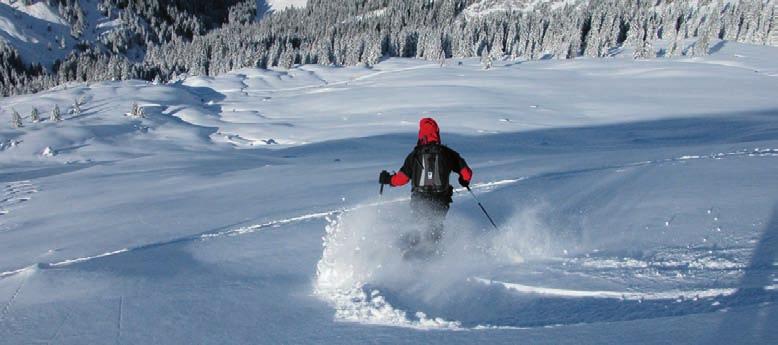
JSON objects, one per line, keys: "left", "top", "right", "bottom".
{"left": 40, "top": 146, "right": 55, "bottom": 157}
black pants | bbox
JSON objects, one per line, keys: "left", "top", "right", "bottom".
{"left": 409, "top": 193, "right": 450, "bottom": 243}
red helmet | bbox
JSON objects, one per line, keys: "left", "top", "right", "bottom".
{"left": 418, "top": 117, "right": 440, "bottom": 145}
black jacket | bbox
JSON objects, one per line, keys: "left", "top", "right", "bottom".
{"left": 395, "top": 143, "right": 471, "bottom": 204}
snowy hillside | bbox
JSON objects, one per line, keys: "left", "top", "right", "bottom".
{"left": 3, "top": 0, "right": 777, "bottom": 96}
{"left": 264, "top": 0, "right": 307, "bottom": 11}
{"left": 0, "top": 0, "right": 79, "bottom": 66}
{"left": 464, "top": 0, "right": 584, "bottom": 16}
{"left": 1, "top": 42, "right": 778, "bottom": 343}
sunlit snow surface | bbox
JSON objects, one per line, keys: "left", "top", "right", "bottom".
{"left": 1, "top": 42, "right": 778, "bottom": 343}
{"left": 0, "top": 0, "right": 130, "bottom": 66}
{"left": 260, "top": 0, "right": 307, "bottom": 13}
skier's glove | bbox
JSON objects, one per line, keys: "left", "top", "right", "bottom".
{"left": 379, "top": 170, "right": 392, "bottom": 185}
{"left": 458, "top": 176, "right": 470, "bottom": 188}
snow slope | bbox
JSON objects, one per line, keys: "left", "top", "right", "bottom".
{"left": 0, "top": 0, "right": 75, "bottom": 66}
{"left": 258, "top": 0, "right": 307, "bottom": 16}
{"left": 266, "top": 0, "right": 307, "bottom": 10}
{"left": 0, "top": 0, "right": 127, "bottom": 67}
{"left": 1, "top": 42, "right": 778, "bottom": 343}
{"left": 464, "top": 0, "right": 585, "bottom": 16}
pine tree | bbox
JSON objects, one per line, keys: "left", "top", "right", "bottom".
{"left": 768, "top": 2, "right": 778, "bottom": 46}
{"left": 11, "top": 109, "right": 23, "bottom": 128}
{"left": 691, "top": 10, "right": 715, "bottom": 57}
{"left": 30, "top": 107, "right": 40, "bottom": 123}
{"left": 51, "top": 105, "right": 62, "bottom": 122}
{"left": 3, "top": 0, "right": 778, "bottom": 96}
{"left": 633, "top": 20, "right": 655, "bottom": 59}
{"left": 130, "top": 102, "right": 145, "bottom": 118}
{"left": 481, "top": 50, "right": 493, "bottom": 70}
{"left": 72, "top": 99, "right": 81, "bottom": 116}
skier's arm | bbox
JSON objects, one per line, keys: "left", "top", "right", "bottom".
{"left": 450, "top": 148, "right": 473, "bottom": 186}
{"left": 389, "top": 152, "right": 414, "bottom": 187}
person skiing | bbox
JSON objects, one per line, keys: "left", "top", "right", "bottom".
{"left": 379, "top": 118, "right": 473, "bottom": 256}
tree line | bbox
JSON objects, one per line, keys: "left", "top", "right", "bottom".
{"left": 1, "top": 0, "right": 776, "bottom": 96}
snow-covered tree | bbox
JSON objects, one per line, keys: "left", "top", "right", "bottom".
{"left": 481, "top": 51, "right": 493, "bottom": 70}
{"left": 130, "top": 102, "right": 145, "bottom": 118}
{"left": 438, "top": 48, "right": 447, "bottom": 67}
{"left": 633, "top": 18, "right": 655, "bottom": 59}
{"left": 690, "top": 11, "right": 716, "bottom": 57}
{"left": 72, "top": 99, "right": 81, "bottom": 116}
{"left": 2, "top": 0, "right": 778, "bottom": 97}
{"left": 11, "top": 109, "right": 23, "bottom": 128}
{"left": 51, "top": 105, "right": 62, "bottom": 122}
{"left": 30, "top": 107, "right": 40, "bottom": 123}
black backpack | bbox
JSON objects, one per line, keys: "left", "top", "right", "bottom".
{"left": 411, "top": 144, "right": 449, "bottom": 193}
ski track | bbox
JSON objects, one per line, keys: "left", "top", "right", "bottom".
{"left": 1, "top": 145, "right": 775, "bottom": 280}
{"left": 0, "top": 178, "right": 525, "bottom": 280}
{"left": 473, "top": 278, "right": 739, "bottom": 301}
{"left": 0, "top": 180, "right": 37, "bottom": 224}
{"left": 313, "top": 147, "right": 778, "bottom": 330}
{"left": 0, "top": 269, "right": 28, "bottom": 324}
{"left": 43, "top": 309, "right": 71, "bottom": 345}
{"left": 116, "top": 296, "right": 123, "bottom": 345}
{"left": 0, "top": 147, "right": 773, "bottom": 332}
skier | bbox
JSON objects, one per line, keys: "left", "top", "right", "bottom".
{"left": 379, "top": 118, "right": 473, "bottom": 257}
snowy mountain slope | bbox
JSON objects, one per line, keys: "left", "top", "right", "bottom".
{"left": 264, "top": 0, "right": 307, "bottom": 11}
{"left": 0, "top": 0, "right": 144, "bottom": 66}
{"left": 0, "top": 0, "right": 258, "bottom": 69}
{"left": 0, "top": 42, "right": 777, "bottom": 343}
{"left": 0, "top": 0, "right": 75, "bottom": 66}
{"left": 3, "top": 0, "right": 776, "bottom": 97}
{"left": 463, "top": 0, "right": 745, "bottom": 16}
{"left": 464, "top": 0, "right": 584, "bottom": 16}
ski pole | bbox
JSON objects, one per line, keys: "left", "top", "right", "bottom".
{"left": 466, "top": 186, "right": 499, "bottom": 230}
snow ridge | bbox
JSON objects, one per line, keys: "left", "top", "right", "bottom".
{"left": 474, "top": 278, "right": 739, "bottom": 301}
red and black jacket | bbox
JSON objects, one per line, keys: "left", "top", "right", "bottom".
{"left": 389, "top": 118, "right": 472, "bottom": 202}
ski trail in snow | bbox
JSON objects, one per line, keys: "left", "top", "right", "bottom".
{"left": 116, "top": 296, "right": 123, "bottom": 345}
{"left": 473, "top": 278, "right": 738, "bottom": 301}
{"left": 0, "top": 269, "right": 29, "bottom": 324}
{"left": 201, "top": 210, "right": 339, "bottom": 238}
{"left": 0, "top": 180, "right": 38, "bottom": 226}
{"left": 46, "top": 249, "right": 130, "bottom": 268}
{"left": 43, "top": 310, "right": 71, "bottom": 345}
{"left": 0, "top": 268, "right": 28, "bottom": 279}
{"left": 2, "top": 145, "right": 774, "bottom": 280}
{"left": 211, "top": 177, "right": 525, "bottom": 238}
{"left": 0, "top": 178, "right": 525, "bottom": 280}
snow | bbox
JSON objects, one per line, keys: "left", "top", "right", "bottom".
{"left": 464, "top": 0, "right": 585, "bottom": 17}
{"left": 0, "top": 0, "right": 67, "bottom": 25}
{"left": 0, "top": 0, "right": 124, "bottom": 67}
{"left": 475, "top": 277, "right": 738, "bottom": 301}
{"left": 0, "top": 0, "right": 74, "bottom": 66}
{"left": 259, "top": 0, "right": 307, "bottom": 14}
{"left": 1, "top": 42, "right": 778, "bottom": 343}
